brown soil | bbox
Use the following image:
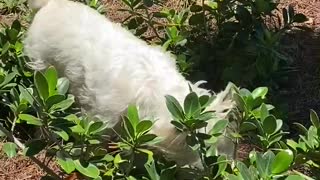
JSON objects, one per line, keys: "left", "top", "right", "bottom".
{"left": 0, "top": 0, "right": 319, "bottom": 179}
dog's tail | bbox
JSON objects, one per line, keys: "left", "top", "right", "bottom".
{"left": 28, "top": 0, "right": 51, "bottom": 10}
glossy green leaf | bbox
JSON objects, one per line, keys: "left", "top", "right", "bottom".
{"left": 45, "top": 66, "right": 58, "bottom": 96}
{"left": 210, "top": 120, "right": 228, "bottom": 135}
{"left": 136, "top": 120, "right": 152, "bottom": 135}
{"left": 45, "top": 94, "right": 65, "bottom": 109}
{"left": 19, "top": 114, "right": 43, "bottom": 126}
{"left": 233, "top": 93, "right": 246, "bottom": 112}
{"left": 34, "top": 71, "right": 49, "bottom": 100}
{"left": 57, "top": 77, "right": 69, "bottom": 95}
{"left": 214, "top": 155, "right": 227, "bottom": 179}
{"left": 165, "top": 95, "right": 184, "bottom": 121}
{"left": 293, "top": 123, "right": 308, "bottom": 135}
{"left": 293, "top": 14, "right": 307, "bottom": 23}
{"left": 49, "top": 95, "right": 74, "bottom": 112}
{"left": 3, "top": 142, "right": 17, "bottom": 158}
{"left": 74, "top": 160, "right": 100, "bottom": 178}
{"left": 263, "top": 115, "right": 277, "bottom": 135}
{"left": 184, "top": 92, "right": 201, "bottom": 118}
{"left": 127, "top": 104, "right": 140, "bottom": 128}
{"left": 256, "top": 151, "right": 274, "bottom": 178}
{"left": 237, "top": 161, "right": 254, "bottom": 180}
{"left": 252, "top": 87, "right": 268, "bottom": 99}
{"left": 24, "top": 139, "right": 47, "bottom": 156}
{"left": 310, "top": 109, "right": 320, "bottom": 129}
{"left": 56, "top": 151, "right": 75, "bottom": 174}
{"left": 88, "top": 121, "right": 105, "bottom": 135}
{"left": 260, "top": 103, "right": 269, "bottom": 121}
{"left": 53, "top": 130, "right": 69, "bottom": 141}
{"left": 271, "top": 149, "right": 294, "bottom": 174}
{"left": 285, "top": 175, "right": 305, "bottom": 180}
{"left": 190, "top": 5, "right": 202, "bottom": 12}
{"left": 18, "top": 85, "right": 34, "bottom": 105}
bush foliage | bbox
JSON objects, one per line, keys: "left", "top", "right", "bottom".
{"left": 0, "top": 0, "right": 317, "bottom": 180}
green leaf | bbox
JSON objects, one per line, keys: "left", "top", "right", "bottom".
{"left": 165, "top": 95, "right": 184, "bottom": 121}
{"left": 226, "top": 174, "right": 242, "bottom": 180}
{"left": 199, "top": 95, "right": 214, "bottom": 108}
{"left": 145, "top": 160, "right": 160, "bottom": 180}
{"left": 143, "top": 0, "right": 153, "bottom": 7}
{"left": 285, "top": 175, "right": 305, "bottom": 180}
{"left": 260, "top": 103, "right": 269, "bottom": 121}
{"left": 237, "top": 161, "right": 254, "bottom": 180}
{"left": 0, "top": 74, "right": 5, "bottom": 84}
{"left": 252, "top": 87, "right": 268, "bottom": 99}
{"left": 205, "top": 1, "right": 217, "bottom": 10}
{"left": 88, "top": 121, "right": 105, "bottom": 135}
{"left": 138, "top": 148, "right": 154, "bottom": 164}
{"left": 293, "top": 14, "right": 308, "bottom": 23}
{"left": 214, "top": 155, "right": 227, "bottom": 179}
{"left": 45, "top": 66, "right": 58, "bottom": 96}
{"left": 189, "top": 13, "right": 204, "bottom": 26}
{"left": 18, "top": 86, "right": 34, "bottom": 105}
{"left": 293, "top": 123, "right": 308, "bottom": 135}
{"left": 310, "top": 109, "right": 320, "bottom": 129}
{"left": 102, "top": 154, "right": 114, "bottom": 162}
{"left": 45, "top": 94, "right": 65, "bottom": 109}
{"left": 137, "top": 134, "right": 157, "bottom": 144}
{"left": 127, "top": 104, "right": 140, "bottom": 128}
{"left": 123, "top": 116, "right": 135, "bottom": 138}
{"left": 3, "top": 142, "right": 17, "bottom": 158}
{"left": 210, "top": 120, "right": 228, "bottom": 135}
{"left": 256, "top": 151, "right": 274, "bottom": 178}
{"left": 70, "top": 124, "right": 86, "bottom": 134}
{"left": 0, "top": 72, "right": 17, "bottom": 88}
{"left": 114, "top": 153, "right": 126, "bottom": 166}
{"left": 271, "top": 149, "right": 294, "bottom": 174}
{"left": 236, "top": 6, "right": 252, "bottom": 26}
{"left": 49, "top": 95, "right": 74, "bottom": 112}
{"left": 240, "top": 121, "right": 256, "bottom": 132}
{"left": 255, "top": 0, "right": 270, "bottom": 13}
{"left": 288, "top": 5, "right": 295, "bottom": 20}
{"left": 24, "top": 139, "right": 47, "bottom": 156}
{"left": 282, "top": 8, "right": 289, "bottom": 24}
{"left": 34, "top": 71, "right": 49, "bottom": 100}
{"left": 74, "top": 160, "right": 100, "bottom": 178}
{"left": 233, "top": 93, "right": 247, "bottom": 112}
{"left": 57, "top": 77, "right": 69, "bottom": 95}
{"left": 56, "top": 151, "right": 75, "bottom": 174}
{"left": 53, "top": 130, "right": 69, "bottom": 141}
{"left": 136, "top": 120, "right": 152, "bottom": 135}
{"left": 19, "top": 114, "right": 43, "bottom": 126}
{"left": 263, "top": 115, "right": 277, "bottom": 135}
{"left": 190, "top": 5, "right": 202, "bottom": 12}
{"left": 184, "top": 92, "right": 201, "bottom": 118}
{"left": 198, "top": 111, "right": 214, "bottom": 121}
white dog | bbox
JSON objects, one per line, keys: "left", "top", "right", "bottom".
{"left": 25, "top": 0, "right": 235, "bottom": 167}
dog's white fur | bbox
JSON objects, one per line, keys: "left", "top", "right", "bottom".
{"left": 25, "top": 0, "right": 235, "bottom": 167}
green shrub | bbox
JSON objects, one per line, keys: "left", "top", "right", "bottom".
{"left": 118, "top": 0, "right": 308, "bottom": 88}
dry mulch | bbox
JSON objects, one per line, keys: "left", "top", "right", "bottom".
{"left": 0, "top": 0, "right": 320, "bottom": 179}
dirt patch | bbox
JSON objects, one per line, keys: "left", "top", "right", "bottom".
{"left": 0, "top": 142, "right": 63, "bottom": 180}
{"left": 277, "top": 0, "right": 320, "bottom": 127}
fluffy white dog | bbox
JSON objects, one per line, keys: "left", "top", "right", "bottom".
{"left": 25, "top": 0, "right": 235, "bottom": 167}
